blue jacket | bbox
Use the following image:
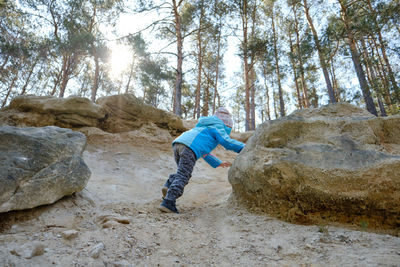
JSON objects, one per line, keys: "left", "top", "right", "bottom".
{"left": 173, "top": 116, "right": 245, "bottom": 168}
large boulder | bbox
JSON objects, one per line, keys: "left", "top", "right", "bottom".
{"left": 0, "top": 95, "right": 106, "bottom": 128}
{"left": 96, "top": 94, "right": 185, "bottom": 135}
{"left": 229, "top": 103, "right": 400, "bottom": 229}
{"left": 0, "top": 126, "right": 91, "bottom": 212}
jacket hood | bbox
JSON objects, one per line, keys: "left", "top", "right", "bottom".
{"left": 197, "top": 116, "right": 232, "bottom": 135}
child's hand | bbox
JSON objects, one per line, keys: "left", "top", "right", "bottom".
{"left": 219, "top": 162, "right": 232, "bottom": 168}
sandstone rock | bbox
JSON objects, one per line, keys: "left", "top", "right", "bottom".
{"left": 182, "top": 119, "right": 198, "bottom": 130}
{"left": 230, "top": 131, "right": 253, "bottom": 143}
{"left": 10, "top": 242, "right": 45, "bottom": 259}
{"left": 0, "top": 126, "right": 91, "bottom": 212}
{"left": 61, "top": 230, "right": 79, "bottom": 240}
{"left": 229, "top": 103, "right": 400, "bottom": 229}
{"left": 78, "top": 124, "right": 172, "bottom": 144}
{"left": 0, "top": 95, "right": 106, "bottom": 128}
{"left": 96, "top": 214, "right": 131, "bottom": 227}
{"left": 96, "top": 94, "right": 185, "bottom": 135}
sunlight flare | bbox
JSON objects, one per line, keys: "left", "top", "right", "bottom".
{"left": 109, "top": 44, "right": 132, "bottom": 79}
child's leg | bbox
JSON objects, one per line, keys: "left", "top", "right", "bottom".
{"left": 164, "top": 145, "right": 181, "bottom": 188}
{"left": 165, "top": 146, "right": 196, "bottom": 201}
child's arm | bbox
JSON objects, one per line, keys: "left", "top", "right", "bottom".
{"left": 202, "top": 153, "right": 222, "bottom": 168}
{"left": 212, "top": 125, "right": 245, "bottom": 153}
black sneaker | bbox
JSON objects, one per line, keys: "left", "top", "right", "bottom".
{"left": 159, "top": 199, "right": 179, "bottom": 214}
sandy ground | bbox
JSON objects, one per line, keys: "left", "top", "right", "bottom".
{"left": 0, "top": 135, "right": 399, "bottom": 267}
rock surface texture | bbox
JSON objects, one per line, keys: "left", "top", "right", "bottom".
{"left": 0, "top": 95, "right": 106, "bottom": 128}
{"left": 0, "top": 94, "right": 186, "bottom": 135}
{"left": 0, "top": 126, "right": 91, "bottom": 212}
{"left": 229, "top": 103, "right": 400, "bottom": 229}
{"left": 96, "top": 94, "right": 185, "bottom": 134}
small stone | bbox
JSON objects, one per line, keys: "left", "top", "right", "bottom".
{"left": 116, "top": 217, "right": 130, "bottom": 224}
{"left": 61, "top": 230, "right": 79, "bottom": 240}
{"left": 102, "top": 221, "right": 120, "bottom": 229}
{"left": 89, "top": 242, "right": 105, "bottom": 258}
{"left": 11, "top": 242, "right": 45, "bottom": 259}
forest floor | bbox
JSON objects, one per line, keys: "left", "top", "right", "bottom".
{"left": 0, "top": 135, "right": 399, "bottom": 266}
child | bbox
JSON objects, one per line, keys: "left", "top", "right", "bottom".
{"left": 159, "top": 107, "right": 245, "bottom": 213}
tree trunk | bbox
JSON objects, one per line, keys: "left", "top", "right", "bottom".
{"left": 329, "top": 58, "right": 341, "bottom": 101}
{"left": 273, "top": 88, "right": 278, "bottom": 119}
{"left": 369, "top": 38, "right": 393, "bottom": 112}
{"left": 194, "top": 3, "right": 204, "bottom": 119}
{"left": 262, "top": 64, "right": 271, "bottom": 121}
{"left": 289, "top": 34, "right": 303, "bottom": 108}
{"left": 241, "top": 0, "right": 251, "bottom": 131}
{"left": 238, "top": 4, "right": 252, "bottom": 128}
{"left": 59, "top": 53, "right": 74, "bottom": 98}
{"left": 2, "top": 74, "right": 18, "bottom": 108}
{"left": 172, "top": 0, "right": 183, "bottom": 117}
{"left": 51, "top": 68, "right": 62, "bottom": 96}
{"left": 292, "top": 3, "right": 310, "bottom": 108}
{"left": 92, "top": 52, "right": 100, "bottom": 102}
{"left": 20, "top": 57, "right": 39, "bottom": 95}
{"left": 360, "top": 38, "right": 386, "bottom": 116}
{"left": 339, "top": 0, "right": 377, "bottom": 116}
{"left": 125, "top": 63, "right": 135, "bottom": 94}
{"left": 250, "top": 3, "right": 257, "bottom": 130}
{"left": 202, "top": 74, "right": 210, "bottom": 117}
{"left": 213, "top": 25, "right": 222, "bottom": 115}
{"left": 271, "top": 7, "right": 285, "bottom": 117}
{"left": 366, "top": 0, "right": 399, "bottom": 103}
{"left": 250, "top": 66, "right": 256, "bottom": 130}
{"left": 377, "top": 94, "right": 387, "bottom": 117}
{"left": 0, "top": 54, "right": 10, "bottom": 74}
{"left": 303, "top": 0, "right": 336, "bottom": 103}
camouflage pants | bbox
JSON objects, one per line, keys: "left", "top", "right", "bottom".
{"left": 164, "top": 143, "right": 197, "bottom": 201}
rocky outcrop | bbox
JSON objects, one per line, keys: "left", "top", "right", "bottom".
{"left": 0, "top": 126, "right": 91, "bottom": 212}
{"left": 230, "top": 131, "right": 253, "bottom": 143}
{"left": 97, "top": 94, "right": 185, "bottom": 135}
{"left": 0, "top": 94, "right": 186, "bottom": 136}
{"left": 229, "top": 103, "right": 400, "bottom": 229}
{"left": 0, "top": 95, "right": 106, "bottom": 128}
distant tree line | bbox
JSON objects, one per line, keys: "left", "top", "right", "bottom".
{"left": 0, "top": 0, "right": 399, "bottom": 131}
